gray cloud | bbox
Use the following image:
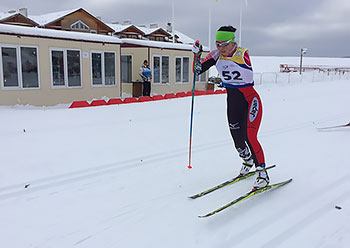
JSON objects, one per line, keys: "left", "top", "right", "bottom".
{"left": 1, "top": 0, "right": 349, "bottom": 57}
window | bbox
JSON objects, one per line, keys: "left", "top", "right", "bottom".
{"left": 20, "top": 47, "right": 39, "bottom": 88}
{"left": 1, "top": 46, "right": 39, "bottom": 89}
{"left": 50, "top": 49, "right": 81, "bottom": 87}
{"left": 71, "top": 20, "right": 89, "bottom": 31}
{"left": 51, "top": 50, "right": 64, "bottom": 86}
{"left": 153, "top": 55, "right": 169, "bottom": 84}
{"left": 175, "top": 57, "right": 189, "bottom": 83}
{"left": 67, "top": 50, "right": 81, "bottom": 87}
{"left": 91, "top": 51, "right": 116, "bottom": 86}
{"left": 200, "top": 71, "right": 207, "bottom": 82}
{"left": 1, "top": 47, "right": 18, "bottom": 87}
{"left": 92, "top": 53, "right": 102, "bottom": 85}
{"left": 121, "top": 55, "right": 132, "bottom": 83}
{"left": 153, "top": 56, "right": 160, "bottom": 83}
{"left": 153, "top": 56, "right": 169, "bottom": 84}
{"left": 161, "top": 56, "right": 169, "bottom": 84}
{"left": 104, "top": 52, "right": 116, "bottom": 85}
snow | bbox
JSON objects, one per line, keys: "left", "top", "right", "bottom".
{"left": 1, "top": 57, "right": 350, "bottom": 248}
{"left": 0, "top": 11, "right": 17, "bottom": 21}
{"left": 29, "top": 8, "right": 82, "bottom": 26}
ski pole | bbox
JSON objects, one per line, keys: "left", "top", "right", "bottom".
{"left": 188, "top": 41, "right": 200, "bottom": 169}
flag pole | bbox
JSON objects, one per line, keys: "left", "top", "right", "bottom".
{"left": 239, "top": 0, "right": 243, "bottom": 46}
{"left": 172, "top": 0, "right": 175, "bottom": 43}
{"left": 208, "top": 8, "right": 212, "bottom": 50}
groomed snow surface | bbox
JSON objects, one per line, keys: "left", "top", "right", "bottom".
{"left": 1, "top": 79, "right": 350, "bottom": 247}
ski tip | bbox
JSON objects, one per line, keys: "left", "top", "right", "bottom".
{"left": 187, "top": 165, "right": 193, "bottom": 169}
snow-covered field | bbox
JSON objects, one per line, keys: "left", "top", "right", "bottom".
{"left": 1, "top": 57, "right": 350, "bottom": 248}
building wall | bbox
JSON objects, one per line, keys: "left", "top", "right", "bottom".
{"left": 121, "top": 46, "right": 208, "bottom": 96}
{"left": 0, "top": 33, "right": 121, "bottom": 106}
{"left": 150, "top": 48, "right": 208, "bottom": 95}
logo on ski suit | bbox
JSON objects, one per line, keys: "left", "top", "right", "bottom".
{"left": 249, "top": 97, "right": 259, "bottom": 122}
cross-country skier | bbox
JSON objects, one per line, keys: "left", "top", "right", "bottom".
{"left": 192, "top": 25, "right": 269, "bottom": 189}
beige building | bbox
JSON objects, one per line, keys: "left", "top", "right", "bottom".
{"left": 0, "top": 24, "right": 121, "bottom": 106}
{"left": 0, "top": 8, "right": 209, "bottom": 106}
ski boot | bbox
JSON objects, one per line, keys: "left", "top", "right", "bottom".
{"left": 253, "top": 165, "right": 270, "bottom": 189}
{"left": 239, "top": 154, "right": 254, "bottom": 176}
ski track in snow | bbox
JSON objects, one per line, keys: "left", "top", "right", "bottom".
{"left": 1, "top": 111, "right": 348, "bottom": 201}
{"left": 215, "top": 174, "right": 350, "bottom": 247}
{"left": 1, "top": 79, "right": 350, "bottom": 248}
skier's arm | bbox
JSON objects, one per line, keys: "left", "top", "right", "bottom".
{"left": 197, "top": 50, "right": 219, "bottom": 74}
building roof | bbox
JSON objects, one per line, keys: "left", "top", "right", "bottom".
{"left": 108, "top": 23, "right": 145, "bottom": 35}
{"left": 29, "top": 8, "right": 82, "bottom": 26}
{"left": 0, "top": 7, "right": 198, "bottom": 47}
{"left": 29, "top": 8, "right": 114, "bottom": 32}
{"left": 107, "top": 22, "right": 194, "bottom": 44}
{"left": 0, "top": 23, "right": 209, "bottom": 51}
{"left": 0, "top": 23, "right": 122, "bottom": 44}
{"left": 0, "top": 11, "right": 16, "bottom": 21}
{"left": 0, "top": 10, "right": 39, "bottom": 26}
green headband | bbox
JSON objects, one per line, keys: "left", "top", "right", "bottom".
{"left": 216, "top": 30, "right": 235, "bottom": 42}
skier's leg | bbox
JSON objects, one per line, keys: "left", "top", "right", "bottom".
{"left": 238, "top": 86, "right": 269, "bottom": 188}
{"left": 226, "top": 88, "right": 254, "bottom": 175}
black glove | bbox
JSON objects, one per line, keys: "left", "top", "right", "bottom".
{"left": 195, "top": 61, "right": 202, "bottom": 75}
{"left": 208, "top": 76, "right": 222, "bottom": 85}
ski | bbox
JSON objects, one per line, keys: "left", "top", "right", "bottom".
{"left": 198, "top": 178, "right": 292, "bottom": 218}
{"left": 317, "top": 122, "right": 350, "bottom": 130}
{"left": 189, "top": 164, "right": 276, "bottom": 199}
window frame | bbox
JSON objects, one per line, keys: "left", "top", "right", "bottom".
{"left": 153, "top": 55, "right": 170, "bottom": 85}
{"left": 196, "top": 69, "right": 208, "bottom": 83}
{"left": 121, "top": 54, "right": 133, "bottom": 83}
{"left": 71, "top": 20, "right": 90, "bottom": 31}
{"left": 175, "top": 56, "right": 190, "bottom": 84}
{"left": 90, "top": 50, "right": 116, "bottom": 87}
{"left": 49, "top": 48, "right": 82, "bottom": 88}
{"left": 0, "top": 44, "right": 40, "bottom": 90}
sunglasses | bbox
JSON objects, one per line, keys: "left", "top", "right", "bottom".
{"left": 216, "top": 40, "right": 233, "bottom": 47}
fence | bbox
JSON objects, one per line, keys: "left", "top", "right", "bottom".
{"left": 254, "top": 70, "right": 350, "bottom": 85}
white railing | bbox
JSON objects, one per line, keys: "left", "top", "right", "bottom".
{"left": 254, "top": 71, "right": 350, "bottom": 85}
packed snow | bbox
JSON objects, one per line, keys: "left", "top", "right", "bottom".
{"left": 0, "top": 57, "right": 350, "bottom": 248}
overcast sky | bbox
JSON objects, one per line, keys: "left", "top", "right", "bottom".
{"left": 1, "top": 0, "right": 349, "bottom": 57}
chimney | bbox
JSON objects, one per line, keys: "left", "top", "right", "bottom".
{"left": 166, "top": 22, "right": 172, "bottom": 33}
{"left": 150, "top": 23, "right": 158, "bottom": 29}
{"left": 123, "top": 20, "right": 131, "bottom": 25}
{"left": 19, "top": 8, "right": 28, "bottom": 17}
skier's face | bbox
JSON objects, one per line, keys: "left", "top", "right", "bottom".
{"left": 216, "top": 41, "right": 235, "bottom": 57}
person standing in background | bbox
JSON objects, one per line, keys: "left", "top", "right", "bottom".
{"left": 139, "top": 60, "right": 152, "bottom": 96}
